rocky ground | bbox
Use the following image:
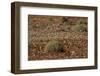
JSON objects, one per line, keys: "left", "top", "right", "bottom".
{"left": 28, "top": 15, "right": 88, "bottom": 60}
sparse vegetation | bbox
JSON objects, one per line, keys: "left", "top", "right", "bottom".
{"left": 72, "top": 24, "right": 87, "bottom": 32}
{"left": 62, "top": 17, "right": 68, "bottom": 23}
{"left": 44, "top": 40, "right": 64, "bottom": 53}
{"left": 28, "top": 15, "right": 88, "bottom": 60}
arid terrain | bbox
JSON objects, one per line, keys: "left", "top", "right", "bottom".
{"left": 28, "top": 15, "right": 88, "bottom": 60}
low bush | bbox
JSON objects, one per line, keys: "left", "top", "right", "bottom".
{"left": 72, "top": 24, "right": 87, "bottom": 32}
{"left": 44, "top": 40, "right": 64, "bottom": 53}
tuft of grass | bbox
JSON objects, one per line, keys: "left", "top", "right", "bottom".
{"left": 44, "top": 40, "right": 64, "bottom": 53}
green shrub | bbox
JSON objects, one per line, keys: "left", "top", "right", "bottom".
{"left": 77, "top": 18, "right": 87, "bottom": 25}
{"left": 44, "top": 40, "right": 64, "bottom": 53}
{"left": 71, "top": 18, "right": 88, "bottom": 32}
{"left": 72, "top": 24, "right": 87, "bottom": 32}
